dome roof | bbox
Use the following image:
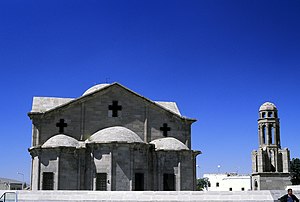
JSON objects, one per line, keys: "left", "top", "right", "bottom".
{"left": 150, "top": 137, "right": 189, "bottom": 151}
{"left": 259, "top": 102, "right": 277, "bottom": 111}
{"left": 87, "top": 126, "right": 144, "bottom": 144}
{"left": 42, "top": 134, "right": 79, "bottom": 148}
{"left": 82, "top": 83, "right": 110, "bottom": 96}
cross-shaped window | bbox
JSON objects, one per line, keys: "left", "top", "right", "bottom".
{"left": 160, "top": 123, "right": 171, "bottom": 137}
{"left": 56, "top": 119, "right": 67, "bottom": 133}
{"left": 108, "top": 101, "right": 122, "bottom": 117}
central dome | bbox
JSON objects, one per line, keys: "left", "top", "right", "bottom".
{"left": 87, "top": 126, "right": 144, "bottom": 144}
{"left": 259, "top": 102, "right": 277, "bottom": 111}
{"left": 82, "top": 83, "right": 110, "bottom": 96}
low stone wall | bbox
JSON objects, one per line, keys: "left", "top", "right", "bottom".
{"left": 2, "top": 190, "right": 298, "bottom": 202}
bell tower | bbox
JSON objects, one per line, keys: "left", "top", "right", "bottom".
{"left": 258, "top": 102, "right": 280, "bottom": 148}
{"left": 251, "top": 102, "right": 291, "bottom": 190}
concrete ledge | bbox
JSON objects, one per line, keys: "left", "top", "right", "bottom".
{"left": 2, "top": 190, "right": 296, "bottom": 202}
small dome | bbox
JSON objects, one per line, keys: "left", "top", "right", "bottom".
{"left": 259, "top": 102, "right": 277, "bottom": 111}
{"left": 87, "top": 126, "right": 144, "bottom": 144}
{"left": 150, "top": 137, "right": 189, "bottom": 151}
{"left": 82, "top": 83, "right": 110, "bottom": 96}
{"left": 42, "top": 134, "right": 79, "bottom": 148}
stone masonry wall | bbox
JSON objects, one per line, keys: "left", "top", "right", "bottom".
{"left": 31, "top": 85, "right": 191, "bottom": 147}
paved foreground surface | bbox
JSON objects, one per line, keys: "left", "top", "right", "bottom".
{"left": 1, "top": 190, "right": 297, "bottom": 202}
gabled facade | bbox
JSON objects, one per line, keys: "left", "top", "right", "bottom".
{"left": 28, "top": 83, "right": 200, "bottom": 191}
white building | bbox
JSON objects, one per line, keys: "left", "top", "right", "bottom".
{"left": 203, "top": 173, "right": 251, "bottom": 191}
{"left": 0, "top": 177, "right": 23, "bottom": 190}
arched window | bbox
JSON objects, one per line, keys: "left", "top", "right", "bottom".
{"left": 262, "top": 125, "right": 266, "bottom": 144}
{"left": 268, "top": 112, "right": 273, "bottom": 118}
{"left": 255, "top": 155, "right": 258, "bottom": 172}
{"left": 269, "top": 150, "right": 276, "bottom": 172}
{"left": 268, "top": 124, "right": 273, "bottom": 144}
{"left": 272, "top": 126, "right": 275, "bottom": 144}
{"left": 254, "top": 180, "right": 258, "bottom": 190}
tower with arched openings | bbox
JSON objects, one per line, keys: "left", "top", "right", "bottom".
{"left": 251, "top": 102, "right": 291, "bottom": 190}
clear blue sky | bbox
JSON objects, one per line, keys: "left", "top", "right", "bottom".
{"left": 1, "top": 0, "right": 300, "bottom": 183}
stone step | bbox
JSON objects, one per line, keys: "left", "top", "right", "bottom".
{"left": 1, "top": 190, "right": 291, "bottom": 202}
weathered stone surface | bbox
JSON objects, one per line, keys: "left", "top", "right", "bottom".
{"left": 28, "top": 83, "right": 200, "bottom": 191}
{"left": 41, "top": 134, "right": 80, "bottom": 148}
{"left": 87, "top": 126, "right": 144, "bottom": 143}
{"left": 150, "top": 137, "right": 189, "bottom": 151}
{"left": 251, "top": 102, "right": 291, "bottom": 190}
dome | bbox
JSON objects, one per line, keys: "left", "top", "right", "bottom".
{"left": 42, "top": 134, "right": 80, "bottom": 148}
{"left": 82, "top": 83, "right": 110, "bottom": 96}
{"left": 150, "top": 137, "right": 189, "bottom": 151}
{"left": 87, "top": 126, "right": 144, "bottom": 144}
{"left": 259, "top": 102, "right": 277, "bottom": 111}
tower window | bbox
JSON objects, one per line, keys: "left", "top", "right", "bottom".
{"left": 268, "top": 125, "right": 273, "bottom": 144}
{"left": 262, "top": 112, "right": 266, "bottom": 118}
{"left": 272, "top": 127, "right": 275, "bottom": 144}
{"left": 262, "top": 125, "right": 266, "bottom": 144}
{"left": 268, "top": 112, "right": 273, "bottom": 117}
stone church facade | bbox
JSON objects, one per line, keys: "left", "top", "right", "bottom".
{"left": 251, "top": 102, "right": 291, "bottom": 190}
{"left": 28, "top": 83, "right": 200, "bottom": 191}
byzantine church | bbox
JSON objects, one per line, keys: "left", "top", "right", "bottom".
{"left": 28, "top": 83, "right": 200, "bottom": 191}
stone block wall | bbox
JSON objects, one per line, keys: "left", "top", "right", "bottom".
{"left": 59, "top": 152, "right": 78, "bottom": 190}
{"left": 31, "top": 85, "right": 192, "bottom": 147}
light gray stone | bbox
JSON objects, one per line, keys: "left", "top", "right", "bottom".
{"left": 28, "top": 83, "right": 200, "bottom": 191}
{"left": 31, "top": 97, "right": 74, "bottom": 113}
{"left": 150, "top": 137, "right": 189, "bottom": 151}
{"left": 251, "top": 102, "right": 291, "bottom": 190}
{"left": 41, "top": 134, "right": 80, "bottom": 148}
{"left": 13, "top": 190, "right": 294, "bottom": 202}
{"left": 87, "top": 126, "right": 144, "bottom": 143}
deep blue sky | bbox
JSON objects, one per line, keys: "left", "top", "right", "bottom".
{"left": 1, "top": 0, "right": 300, "bottom": 183}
